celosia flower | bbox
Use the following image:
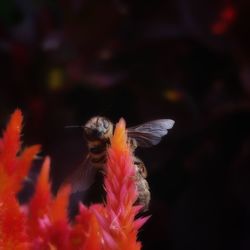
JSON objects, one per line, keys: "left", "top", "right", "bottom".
{"left": 0, "top": 109, "right": 40, "bottom": 194}
{"left": 70, "top": 203, "right": 102, "bottom": 250}
{"left": 27, "top": 157, "right": 71, "bottom": 250}
{"left": 92, "top": 118, "right": 149, "bottom": 250}
{"left": 0, "top": 110, "right": 148, "bottom": 250}
{"left": 0, "top": 110, "right": 39, "bottom": 250}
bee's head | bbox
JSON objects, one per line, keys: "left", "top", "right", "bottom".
{"left": 83, "top": 116, "right": 113, "bottom": 140}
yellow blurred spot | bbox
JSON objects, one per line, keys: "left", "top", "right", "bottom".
{"left": 163, "top": 89, "right": 183, "bottom": 102}
{"left": 48, "top": 69, "right": 63, "bottom": 90}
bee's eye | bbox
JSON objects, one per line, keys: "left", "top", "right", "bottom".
{"left": 103, "top": 119, "right": 109, "bottom": 129}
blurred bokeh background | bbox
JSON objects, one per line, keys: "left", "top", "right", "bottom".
{"left": 1, "top": 0, "right": 250, "bottom": 249}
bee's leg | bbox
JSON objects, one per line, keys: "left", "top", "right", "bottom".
{"left": 133, "top": 158, "right": 151, "bottom": 211}
{"left": 134, "top": 156, "right": 147, "bottom": 178}
{"left": 128, "top": 138, "right": 138, "bottom": 151}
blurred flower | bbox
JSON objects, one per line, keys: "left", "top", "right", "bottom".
{"left": 48, "top": 68, "right": 64, "bottom": 91}
{"left": 163, "top": 89, "right": 184, "bottom": 103}
{"left": 211, "top": 4, "right": 237, "bottom": 35}
{"left": 0, "top": 110, "right": 148, "bottom": 249}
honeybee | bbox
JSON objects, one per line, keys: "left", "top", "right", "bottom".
{"left": 67, "top": 116, "right": 175, "bottom": 211}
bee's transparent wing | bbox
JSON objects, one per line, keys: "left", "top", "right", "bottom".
{"left": 127, "top": 119, "right": 175, "bottom": 148}
{"left": 66, "top": 154, "right": 97, "bottom": 193}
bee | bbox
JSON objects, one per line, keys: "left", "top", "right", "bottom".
{"left": 67, "top": 116, "right": 175, "bottom": 211}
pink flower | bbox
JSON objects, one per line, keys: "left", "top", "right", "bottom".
{"left": 92, "top": 118, "right": 149, "bottom": 250}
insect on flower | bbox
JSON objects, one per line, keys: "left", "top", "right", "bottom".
{"left": 66, "top": 116, "right": 175, "bottom": 210}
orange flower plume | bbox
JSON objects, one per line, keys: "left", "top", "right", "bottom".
{"left": 92, "top": 118, "right": 149, "bottom": 250}
{"left": 0, "top": 110, "right": 40, "bottom": 250}
{"left": 0, "top": 110, "right": 148, "bottom": 250}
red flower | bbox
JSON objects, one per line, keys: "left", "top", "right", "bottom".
{"left": 0, "top": 110, "right": 148, "bottom": 250}
{"left": 0, "top": 110, "right": 39, "bottom": 249}
{"left": 28, "top": 157, "right": 71, "bottom": 249}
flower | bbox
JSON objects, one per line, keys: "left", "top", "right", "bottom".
{"left": 0, "top": 110, "right": 148, "bottom": 250}
{"left": 0, "top": 109, "right": 39, "bottom": 250}
{"left": 92, "top": 118, "right": 149, "bottom": 250}
{"left": 27, "top": 157, "right": 71, "bottom": 250}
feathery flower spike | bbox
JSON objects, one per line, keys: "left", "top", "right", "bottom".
{"left": 93, "top": 118, "right": 149, "bottom": 250}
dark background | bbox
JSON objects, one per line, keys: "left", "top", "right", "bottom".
{"left": 1, "top": 0, "right": 250, "bottom": 249}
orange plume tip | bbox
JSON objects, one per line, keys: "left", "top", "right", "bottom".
{"left": 50, "top": 184, "right": 71, "bottom": 222}
{"left": 19, "top": 145, "right": 41, "bottom": 162}
{"left": 0, "top": 109, "right": 24, "bottom": 173}
{"left": 6, "top": 109, "right": 23, "bottom": 135}
{"left": 37, "top": 157, "right": 51, "bottom": 187}
{"left": 110, "top": 118, "right": 128, "bottom": 153}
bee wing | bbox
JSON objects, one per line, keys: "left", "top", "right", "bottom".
{"left": 127, "top": 119, "right": 175, "bottom": 147}
{"left": 67, "top": 154, "right": 97, "bottom": 193}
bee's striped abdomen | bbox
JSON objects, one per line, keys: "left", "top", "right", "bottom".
{"left": 88, "top": 140, "right": 109, "bottom": 168}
